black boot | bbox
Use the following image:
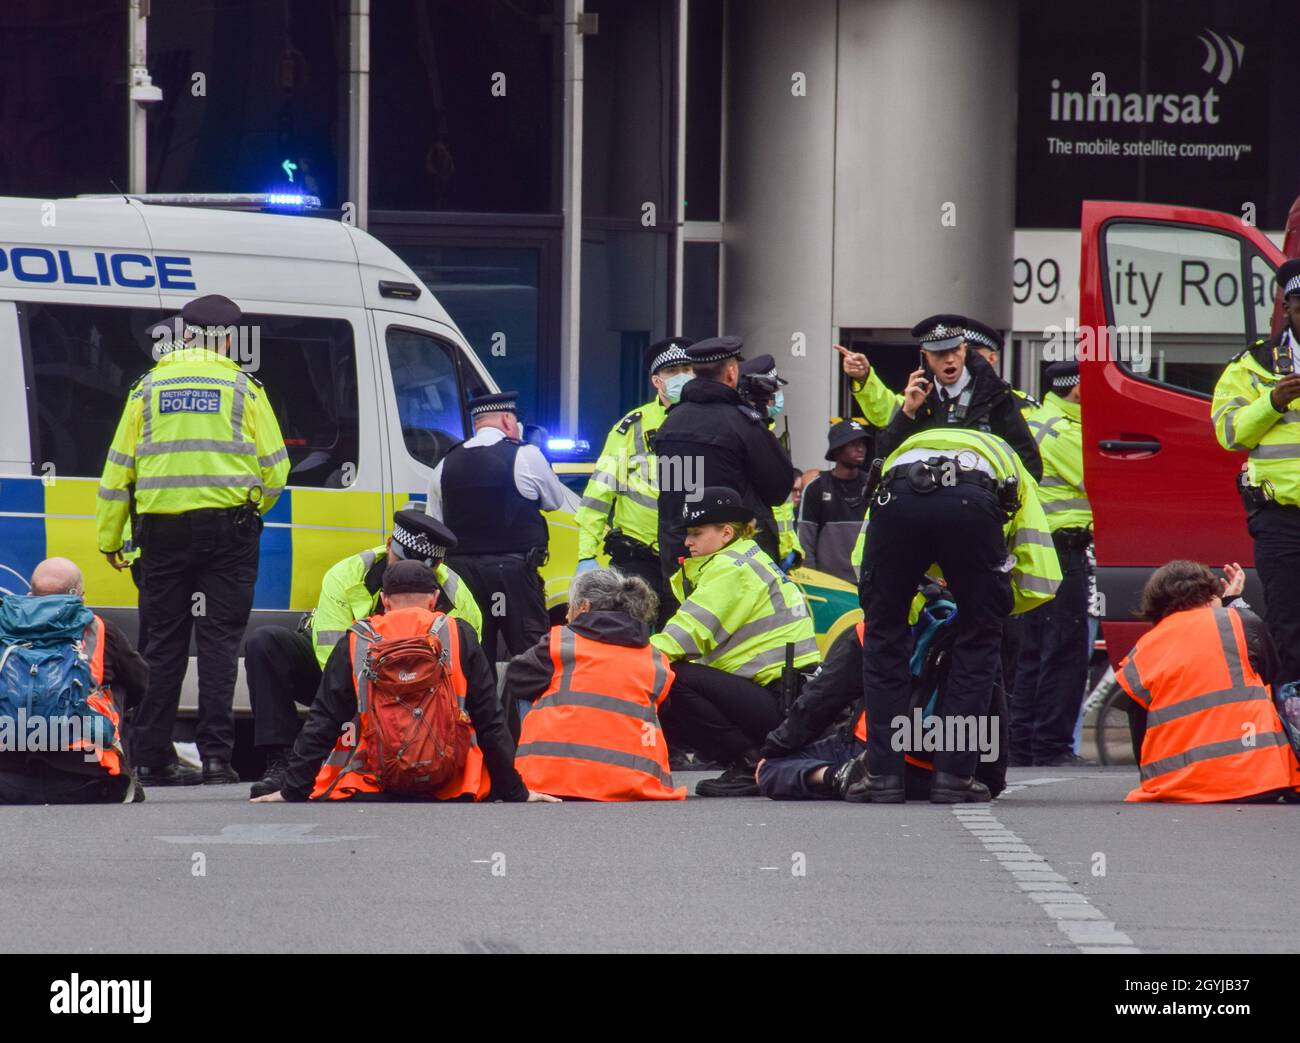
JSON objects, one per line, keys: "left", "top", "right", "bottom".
{"left": 843, "top": 771, "right": 905, "bottom": 804}
{"left": 136, "top": 762, "right": 203, "bottom": 787}
{"left": 249, "top": 748, "right": 290, "bottom": 798}
{"left": 824, "top": 753, "right": 870, "bottom": 799}
{"left": 930, "top": 771, "right": 991, "bottom": 803}
{"left": 201, "top": 757, "right": 241, "bottom": 785}
{"left": 695, "top": 751, "right": 760, "bottom": 797}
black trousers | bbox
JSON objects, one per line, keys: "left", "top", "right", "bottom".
{"left": 859, "top": 481, "right": 1012, "bottom": 778}
{"left": 0, "top": 762, "right": 132, "bottom": 804}
{"left": 130, "top": 509, "right": 260, "bottom": 767}
{"left": 660, "top": 662, "right": 783, "bottom": 765}
{"left": 444, "top": 552, "right": 548, "bottom": 665}
{"left": 1010, "top": 540, "right": 1091, "bottom": 764}
{"left": 1249, "top": 503, "right": 1300, "bottom": 689}
{"left": 246, "top": 626, "right": 321, "bottom": 750}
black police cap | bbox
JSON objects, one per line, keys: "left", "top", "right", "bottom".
{"left": 391, "top": 509, "right": 457, "bottom": 564}
{"left": 910, "top": 313, "right": 968, "bottom": 352}
{"left": 468, "top": 391, "right": 519, "bottom": 418}
{"left": 962, "top": 317, "right": 1003, "bottom": 352}
{"left": 644, "top": 337, "right": 694, "bottom": 375}
{"left": 685, "top": 337, "right": 744, "bottom": 365}
{"left": 181, "top": 294, "right": 242, "bottom": 329}
{"left": 1277, "top": 259, "right": 1300, "bottom": 300}
{"left": 1045, "top": 361, "right": 1080, "bottom": 391}
{"left": 738, "top": 353, "right": 789, "bottom": 385}
{"left": 825, "top": 418, "right": 870, "bottom": 460}
{"left": 681, "top": 486, "right": 755, "bottom": 527}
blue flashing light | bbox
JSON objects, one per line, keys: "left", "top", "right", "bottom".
{"left": 263, "top": 192, "right": 320, "bottom": 209}
{"left": 547, "top": 436, "right": 590, "bottom": 456}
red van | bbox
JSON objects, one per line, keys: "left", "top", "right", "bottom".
{"left": 1079, "top": 197, "right": 1300, "bottom": 662}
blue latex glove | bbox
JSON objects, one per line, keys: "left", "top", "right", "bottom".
{"left": 778, "top": 551, "right": 799, "bottom": 574}
{"left": 575, "top": 558, "right": 599, "bottom": 575}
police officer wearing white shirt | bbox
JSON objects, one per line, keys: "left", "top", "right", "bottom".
{"left": 428, "top": 391, "right": 574, "bottom": 667}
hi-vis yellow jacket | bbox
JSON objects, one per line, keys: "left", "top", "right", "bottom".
{"left": 309, "top": 545, "right": 482, "bottom": 668}
{"left": 651, "top": 537, "right": 820, "bottom": 685}
{"left": 850, "top": 427, "right": 1061, "bottom": 615}
{"left": 1212, "top": 335, "right": 1300, "bottom": 507}
{"left": 852, "top": 368, "right": 1038, "bottom": 428}
{"left": 575, "top": 398, "right": 667, "bottom": 558}
{"left": 1025, "top": 392, "right": 1092, "bottom": 531}
{"left": 96, "top": 347, "right": 289, "bottom": 552}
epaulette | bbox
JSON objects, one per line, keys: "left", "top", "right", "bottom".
{"left": 616, "top": 410, "right": 643, "bottom": 435}
{"left": 1230, "top": 338, "right": 1266, "bottom": 363}
{"left": 736, "top": 404, "right": 764, "bottom": 423}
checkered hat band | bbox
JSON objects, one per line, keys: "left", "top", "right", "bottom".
{"left": 650, "top": 346, "right": 690, "bottom": 373}
{"left": 964, "top": 330, "right": 998, "bottom": 349}
{"left": 469, "top": 400, "right": 516, "bottom": 416}
{"left": 1052, "top": 373, "right": 1081, "bottom": 389}
{"left": 1285, "top": 275, "right": 1300, "bottom": 296}
{"left": 691, "top": 350, "right": 735, "bottom": 363}
{"left": 391, "top": 523, "right": 445, "bottom": 560}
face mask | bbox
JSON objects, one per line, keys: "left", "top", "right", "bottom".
{"left": 767, "top": 390, "right": 785, "bottom": 419}
{"left": 664, "top": 373, "right": 692, "bottom": 403}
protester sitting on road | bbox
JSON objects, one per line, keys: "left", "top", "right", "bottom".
{"left": 507, "top": 568, "right": 685, "bottom": 800}
{"left": 0, "top": 558, "right": 147, "bottom": 804}
{"left": 252, "top": 560, "right": 558, "bottom": 803}
{"left": 650, "top": 487, "right": 820, "bottom": 798}
{"left": 1119, "top": 560, "right": 1300, "bottom": 803}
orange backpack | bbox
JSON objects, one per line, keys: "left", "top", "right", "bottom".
{"left": 359, "top": 629, "right": 471, "bottom": 794}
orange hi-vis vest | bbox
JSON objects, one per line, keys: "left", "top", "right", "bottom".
{"left": 850, "top": 621, "right": 933, "bottom": 772}
{"left": 71, "top": 615, "right": 125, "bottom": 777}
{"left": 515, "top": 625, "right": 685, "bottom": 800}
{"left": 310, "top": 608, "right": 491, "bottom": 801}
{"left": 1118, "top": 604, "right": 1300, "bottom": 803}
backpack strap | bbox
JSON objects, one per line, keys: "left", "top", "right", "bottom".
{"left": 350, "top": 620, "right": 380, "bottom": 713}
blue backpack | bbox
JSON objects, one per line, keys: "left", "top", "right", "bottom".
{"left": 0, "top": 595, "right": 114, "bottom": 751}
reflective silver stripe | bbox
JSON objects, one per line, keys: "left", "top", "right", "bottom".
{"left": 1145, "top": 684, "right": 1270, "bottom": 729}
{"left": 1016, "top": 573, "right": 1059, "bottom": 595}
{"left": 359, "top": 549, "right": 377, "bottom": 568}
{"left": 314, "top": 630, "right": 346, "bottom": 647}
{"left": 440, "top": 570, "right": 461, "bottom": 600}
{"left": 1032, "top": 416, "right": 1064, "bottom": 445}
{"left": 1249, "top": 442, "right": 1300, "bottom": 460}
{"left": 620, "top": 486, "right": 658, "bottom": 510}
{"left": 662, "top": 622, "right": 703, "bottom": 658}
{"left": 965, "top": 430, "right": 1017, "bottom": 476}
{"left": 97, "top": 486, "right": 131, "bottom": 501}
{"left": 1223, "top": 410, "right": 1242, "bottom": 450}
{"left": 231, "top": 370, "right": 249, "bottom": 439}
{"left": 140, "top": 373, "right": 154, "bottom": 442}
{"left": 1119, "top": 658, "right": 1151, "bottom": 708}
{"left": 134, "top": 474, "right": 262, "bottom": 489}
{"left": 589, "top": 469, "right": 618, "bottom": 490}
{"left": 1043, "top": 499, "right": 1090, "bottom": 514}
{"left": 515, "top": 740, "right": 675, "bottom": 787}
{"left": 1038, "top": 475, "right": 1069, "bottom": 488}
{"left": 739, "top": 638, "right": 820, "bottom": 676}
{"left": 1212, "top": 607, "right": 1244, "bottom": 689}
{"left": 137, "top": 439, "right": 257, "bottom": 456}
{"left": 263, "top": 486, "right": 284, "bottom": 499}
{"left": 650, "top": 647, "right": 669, "bottom": 708}
{"left": 679, "top": 599, "right": 730, "bottom": 643}
{"left": 532, "top": 688, "right": 660, "bottom": 724}
{"left": 106, "top": 449, "right": 135, "bottom": 468}
{"left": 259, "top": 446, "right": 289, "bottom": 467}
{"left": 1011, "top": 527, "right": 1054, "bottom": 549}
{"left": 1140, "top": 730, "right": 1286, "bottom": 782}
{"left": 580, "top": 494, "right": 612, "bottom": 513}
{"left": 1211, "top": 396, "right": 1248, "bottom": 424}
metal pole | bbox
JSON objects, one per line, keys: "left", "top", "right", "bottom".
{"left": 347, "top": 0, "right": 371, "bottom": 230}
{"left": 127, "top": 0, "right": 149, "bottom": 193}
{"left": 559, "top": 0, "right": 585, "bottom": 433}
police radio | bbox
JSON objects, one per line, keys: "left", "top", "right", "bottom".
{"left": 1273, "top": 342, "right": 1295, "bottom": 377}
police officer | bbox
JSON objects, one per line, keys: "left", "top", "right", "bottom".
{"left": 96, "top": 294, "right": 289, "bottom": 786}
{"left": 960, "top": 317, "right": 1040, "bottom": 412}
{"left": 574, "top": 337, "right": 694, "bottom": 617}
{"left": 1213, "top": 258, "right": 1300, "bottom": 692}
{"left": 1010, "top": 361, "right": 1093, "bottom": 766}
{"left": 737, "top": 353, "right": 804, "bottom": 569}
{"left": 844, "top": 425, "right": 1060, "bottom": 803}
{"left": 244, "top": 510, "right": 479, "bottom": 797}
{"left": 654, "top": 337, "right": 796, "bottom": 583}
{"left": 876, "top": 316, "right": 1041, "bottom": 480}
{"left": 428, "top": 390, "right": 573, "bottom": 667}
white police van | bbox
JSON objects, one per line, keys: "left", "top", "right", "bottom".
{"left": 0, "top": 194, "right": 586, "bottom": 721}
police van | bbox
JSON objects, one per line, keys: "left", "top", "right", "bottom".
{"left": 0, "top": 194, "right": 590, "bottom": 717}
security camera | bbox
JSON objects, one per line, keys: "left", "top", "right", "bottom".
{"left": 130, "top": 68, "right": 163, "bottom": 106}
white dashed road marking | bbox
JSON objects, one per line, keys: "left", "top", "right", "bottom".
{"left": 953, "top": 785, "right": 1140, "bottom": 953}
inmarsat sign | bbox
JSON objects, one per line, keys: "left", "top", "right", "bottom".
{"left": 1017, "top": 9, "right": 1279, "bottom": 229}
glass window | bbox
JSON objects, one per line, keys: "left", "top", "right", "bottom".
{"left": 22, "top": 306, "right": 359, "bottom": 488}
{"left": 684, "top": 0, "right": 723, "bottom": 223}
{"left": 245, "top": 315, "right": 360, "bottom": 487}
{"left": 370, "top": 0, "right": 558, "bottom": 212}
{"left": 1103, "top": 222, "right": 1250, "bottom": 398}
{"left": 682, "top": 241, "right": 720, "bottom": 340}
{"left": 385, "top": 327, "right": 467, "bottom": 467}
{"left": 1250, "top": 252, "right": 1279, "bottom": 342}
